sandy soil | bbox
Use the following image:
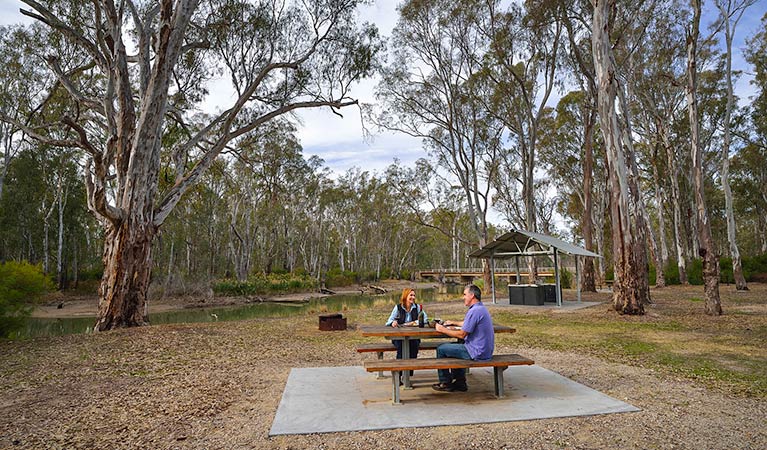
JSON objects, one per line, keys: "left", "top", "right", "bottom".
{"left": 2, "top": 285, "right": 765, "bottom": 449}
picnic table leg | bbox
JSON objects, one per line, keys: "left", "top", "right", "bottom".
{"left": 402, "top": 337, "right": 413, "bottom": 389}
{"left": 493, "top": 366, "right": 507, "bottom": 398}
{"left": 392, "top": 371, "right": 402, "bottom": 405}
{"left": 376, "top": 351, "right": 384, "bottom": 379}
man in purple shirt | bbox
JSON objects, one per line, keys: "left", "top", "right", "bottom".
{"left": 433, "top": 284, "right": 495, "bottom": 392}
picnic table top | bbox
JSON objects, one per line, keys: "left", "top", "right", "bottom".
{"left": 357, "top": 324, "right": 516, "bottom": 338}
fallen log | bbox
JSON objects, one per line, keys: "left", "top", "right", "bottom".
{"left": 368, "top": 285, "right": 387, "bottom": 294}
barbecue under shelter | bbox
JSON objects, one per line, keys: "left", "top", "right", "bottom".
{"left": 468, "top": 229, "right": 602, "bottom": 306}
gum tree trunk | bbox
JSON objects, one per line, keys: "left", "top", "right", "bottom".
{"left": 95, "top": 216, "right": 155, "bottom": 330}
{"left": 686, "top": 0, "right": 722, "bottom": 315}
{"left": 581, "top": 106, "right": 597, "bottom": 292}
{"left": 650, "top": 144, "right": 669, "bottom": 287}
{"left": 660, "top": 126, "right": 689, "bottom": 284}
{"left": 717, "top": 0, "right": 751, "bottom": 291}
{"left": 593, "top": 0, "right": 649, "bottom": 314}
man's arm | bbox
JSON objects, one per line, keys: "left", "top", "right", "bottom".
{"left": 435, "top": 323, "right": 468, "bottom": 339}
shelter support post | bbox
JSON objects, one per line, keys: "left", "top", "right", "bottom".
{"left": 515, "top": 256, "right": 521, "bottom": 284}
{"left": 490, "top": 254, "right": 497, "bottom": 304}
{"left": 576, "top": 256, "right": 581, "bottom": 302}
{"left": 554, "top": 249, "right": 562, "bottom": 307}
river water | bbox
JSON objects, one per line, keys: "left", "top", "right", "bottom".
{"left": 15, "top": 284, "right": 463, "bottom": 339}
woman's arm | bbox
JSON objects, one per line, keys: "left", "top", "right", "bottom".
{"left": 385, "top": 305, "right": 399, "bottom": 327}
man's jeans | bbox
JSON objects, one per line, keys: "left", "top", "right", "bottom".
{"left": 436, "top": 343, "right": 471, "bottom": 383}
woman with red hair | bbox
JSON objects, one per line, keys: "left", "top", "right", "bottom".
{"left": 384, "top": 288, "right": 428, "bottom": 360}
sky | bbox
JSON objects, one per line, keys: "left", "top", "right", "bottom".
{"left": 2, "top": 0, "right": 766, "bottom": 227}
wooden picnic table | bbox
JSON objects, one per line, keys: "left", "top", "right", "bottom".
{"left": 358, "top": 324, "right": 516, "bottom": 388}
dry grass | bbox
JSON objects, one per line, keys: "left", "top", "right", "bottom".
{"left": 1, "top": 283, "right": 766, "bottom": 449}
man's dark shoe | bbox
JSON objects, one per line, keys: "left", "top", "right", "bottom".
{"left": 432, "top": 382, "right": 453, "bottom": 392}
{"left": 450, "top": 381, "right": 468, "bottom": 392}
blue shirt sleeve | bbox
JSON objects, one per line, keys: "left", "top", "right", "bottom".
{"left": 385, "top": 305, "right": 399, "bottom": 326}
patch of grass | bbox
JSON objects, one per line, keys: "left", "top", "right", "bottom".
{"left": 495, "top": 287, "right": 767, "bottom": 398}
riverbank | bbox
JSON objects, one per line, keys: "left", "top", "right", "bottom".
{"left": 2, "top": 284, "right": 765, "bottom": 448}
{"left": 32, "top": 280, "right": 439, "bottom": 319}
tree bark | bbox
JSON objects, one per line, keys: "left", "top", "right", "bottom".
{"left": 661, "top": 126, "right": 689, "bottom": 284}
{"left": 581, "top": 105, "right": 597, "bottom": 292}
{"left": 686, "top": 0, "right": 722, "bottom": 315}
{"left": 56, "top": 179, "right": 67, "bottom": 290}
{"left": 717, "top": 0, "right": 750, "bottom": 291}
{"left": 593, "top": 0, "right": 649, "bottom": 314}
{"left": 95, "top": 217, "right": 155, "bottom": 330}
{"left": 651, "top": 143, "right": 669, "bottom": 286}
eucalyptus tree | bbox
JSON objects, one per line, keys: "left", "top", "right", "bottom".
{"left": 686, "top": 0, "right": 722, "bottom": 314}
{"left": 0, "top": 25, "right": 48, "bottom": 202}
{"left": 730, "top": 143, "right": 767, "bottom": 252}
{"left": 626, "top": 12, "right": 691, "bottom": 284}
{"left": 538, "top": 90, "right": 607, "bottom": 288}
{"left": 551, "top": 0, "right": 601, "bottom": 291}
{"left": 744, "top": 12, "right": 767, "bottom": 145}
{"left": 475, "top": 1, "right": 563, "bottom": 282}
{"left": 624, "top": 3, "right": 694, "bottom": 287}
{"left": 219, "top": 119, "right": 304, "bottom": 279}
{"left": 482, "top": 0, "right": 563, "bottom": 241}
{"left": 593, "top": 0, "right": 651, "bottom": 314}
{"left": 2, "top": 0, "right": 380, "bottom": 330}
{"left": 734, "top": 11, "right": 767, "bottom": 252}
{"left": 385, "top": 159, "right": 476, "bottom": 271}
{"left": 375, "top": 0, "right": 503, "bottom": 289}
{"left": 713, "top": 0, "right": 756, "bottom": 290}
{"left": 294, "top": 158, "right": 333, "bottom": 280}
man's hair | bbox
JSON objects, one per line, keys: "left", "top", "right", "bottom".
{"left": 466, "top": 284, "right": 481, "bottom": 301}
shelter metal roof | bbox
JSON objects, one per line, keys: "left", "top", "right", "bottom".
{"left": 468, "top": 230, "right": 602, "bottom": 259}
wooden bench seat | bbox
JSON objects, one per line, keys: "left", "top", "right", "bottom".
{"left": 364, "top": 354, "right": 535, "bottom": 404}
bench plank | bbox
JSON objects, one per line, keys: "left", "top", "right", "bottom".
{"left": 364, "top": 354, "right": 534, "bottom": 372}
{"left": 364, "top": 354, "right": 535, "bottom": 404}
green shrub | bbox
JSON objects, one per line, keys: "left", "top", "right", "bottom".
{"left": 0, "top": 261, "right": 53, "bottom": 338}
{"left": 742, "top": 253, "right": 767, "bottom": 281}
{"left": 663, "top": 263, "right": 680, "bottom": 285}
{"left": 596, "top": 253, "right": 767, "bottom": 287}
{"left": 325, "top": 269, "right": 356, "bottom": 288}
{"left": 212, "top": 273, "right": 317, "bottom": 296}
{"left": 559, "top": 267, "right": 572, "bottom": 289}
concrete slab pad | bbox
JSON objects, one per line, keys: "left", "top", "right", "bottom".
{"left": 269, "top": 365, "right": 639, "bottom": 435}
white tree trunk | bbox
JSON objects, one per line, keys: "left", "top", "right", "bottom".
{"left": 56, "top": 179, "right": 67, "bottom": 289}
{"left": 686, "top": 0, "right": 722, "bottom": 315}
{"left": 717, "top": 0, "right": 751, "bottom": 290}
{"left": 593, "top": 0, "right": 649, "bottom": 314}
{"left": 661, "top": 129, "right": 689, "bottom": 284}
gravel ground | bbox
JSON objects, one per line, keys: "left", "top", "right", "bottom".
{"left": 2, "top": 294, "right": 766, "bottom": 449}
